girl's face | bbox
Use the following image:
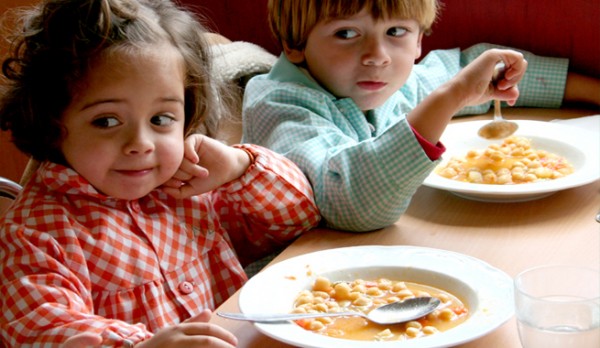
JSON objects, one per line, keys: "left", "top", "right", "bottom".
{"left": 60, "top": 45, "right": 187, "bottom": 200}
{"left": 286, "top": 8, "right": 423, "bottom": 111}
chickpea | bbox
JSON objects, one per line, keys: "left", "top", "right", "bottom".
{"left": 405, "top": 326, "right": 421, "bottom": 337}
{"left": 467, "top": 170, "right": 483, "bottom": 183}
{"left": 307, "top": 320, "right": 325, "bottom": 331}
{"left": 366, "top": 287, "right": 383, "bottom": 297}
{"left": 313, "top": 276, "right": 331, "bottom": 292}
{"left": 392, "top": 282, "right": 408, "bottom": 292}
{"left": 438, "top": 308, "right": 456, "bottom": 321}
{"left": 314, "top": 303, "right": 328, "bottom": 312}
{"left": 333, "top": 282, "right": 352, "bottom": 300}
{"left": 423, "top": 326, "right": 439, "bottom": 335}
{"left": 406, "top": 321, "right": 422, "bottom": 329}
{"left": 352, "top": 295, "right": 372, "bottom": 307}
{"left": 377, "top": 278, "right": 393, "bottom": 290}
{"left": 316, "top": 317, "right": 333, "bottom": 325}
{"left": 396, "top": 289, "right": 414, "bottom": 299}
{"left": 313, "top": 291, "right": 330, "bottom": 299}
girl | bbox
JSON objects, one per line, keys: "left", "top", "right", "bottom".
{"left": 0, "top": 0, "right": 320, "bottom": 346}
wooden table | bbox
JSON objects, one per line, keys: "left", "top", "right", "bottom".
{"left": 210, "top": 107, "right": 600, "bottom": 347}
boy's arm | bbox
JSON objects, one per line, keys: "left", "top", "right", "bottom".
{"left": 564, "top": 72, "right": 600, "bottom": 106}
{"left": 456, "top": 44, "right": 599, "bottom": 109}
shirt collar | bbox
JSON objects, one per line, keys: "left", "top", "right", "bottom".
{"left": 268, "top": 54, "right": 337, "bottom": 100}
{"left": 36, "top": 161, "right": 107, "bottom": 200}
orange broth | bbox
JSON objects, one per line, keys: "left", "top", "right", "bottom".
{"left": 292, "top": 278, "right": 469, "bottom": 341}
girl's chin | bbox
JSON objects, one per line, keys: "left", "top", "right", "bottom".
{"left": 96, "top": 185, "right": 155, "bottom": 201}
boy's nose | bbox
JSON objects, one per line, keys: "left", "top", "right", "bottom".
{"left": 362, "top": 39, "right": 391, "bottom": 66}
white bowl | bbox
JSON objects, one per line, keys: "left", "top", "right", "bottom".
{"left": 237, "top": 246, "right": 513, "bottom": 348}
{"left": 423, "top": 120, "right": 600, "bottom": 202}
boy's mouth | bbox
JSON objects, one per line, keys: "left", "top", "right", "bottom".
{"left": 357, "top": 81, "right": 387, "bottom": 91}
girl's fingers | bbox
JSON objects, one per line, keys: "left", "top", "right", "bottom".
{"left": 180, "top": 323, "right": 238, "bottom": 347}
{"left": 62, "top": 333, "right": 103, "bottom": 348}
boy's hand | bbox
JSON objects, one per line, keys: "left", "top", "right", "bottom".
{"left": 457, "top": 48, "right": 528, "bottom": 107}
{"left": 407, "top": 49, "right": 528, "bottom": 144}
{"left": 162, "top": 134, "right": 252, "bottom": 199}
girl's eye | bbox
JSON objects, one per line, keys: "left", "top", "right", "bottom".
{"left": 91, "top": 116, "right": 121, "bottom": 128}
{"left": 334, "top": 29, "right": 358, "bottom": 39}
{"left": 151, "top": 114, "right": 176, "bottom": 126}
{"left": 387, "top": 27, "right": 407, "bottom": 37}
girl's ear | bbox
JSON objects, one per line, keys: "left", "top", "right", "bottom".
{"left": 282, "top": 42, "right": 305, "bottom": 64}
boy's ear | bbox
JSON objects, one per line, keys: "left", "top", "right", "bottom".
{"left": 415, "top": 32, "right": 424, "bottom": 60}
{"left": 282, "top": 42, "right": 306, "bottom": 64}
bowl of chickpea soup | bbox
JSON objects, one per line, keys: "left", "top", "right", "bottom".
{"left": 237, "top": 245, "right": 513, "bottom": 348}
{"left": 423, "top": 120, "right": 599, "bottom": 202}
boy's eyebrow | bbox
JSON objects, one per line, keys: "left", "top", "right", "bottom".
{"left": 80, "top": 97, "right": 185, "bottom": 110}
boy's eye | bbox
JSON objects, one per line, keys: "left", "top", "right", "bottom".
{"left": 151, "top": 114, "right": 176, "bottom": 126}
{"left": 334, "top": 29, "right": 358, "bottom": 39}
{"left": 387, "top": 27, "right": 407, "bottom": 37}
{"left": 92, "top": 116, "right": 121, "bottom": 128}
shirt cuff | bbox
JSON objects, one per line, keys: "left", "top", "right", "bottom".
{"left": 411, "top": 126, "right": 446, "bottom": 160}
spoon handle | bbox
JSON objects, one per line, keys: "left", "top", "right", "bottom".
{"left": 217, "top": 311, "right": 360, "bottom": 323}
{"left": 493, "top": 99, "right": 502, "bottom": 121}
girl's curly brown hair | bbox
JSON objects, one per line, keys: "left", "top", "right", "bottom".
{"left": 0, "top": 0, "right": 231, "bottom": 164}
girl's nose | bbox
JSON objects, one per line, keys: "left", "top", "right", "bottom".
{"left": 362, "top": 38, "right": 391, "bottom": 66}
{"left": 123, "top": 127, "right": 155, "bottom": 155}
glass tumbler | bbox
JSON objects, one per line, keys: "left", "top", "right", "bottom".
{"left": 514, "top": 265, "right": 600, "bottom": 348}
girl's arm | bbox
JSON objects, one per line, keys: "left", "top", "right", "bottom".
{"left": 213, "top": 144, "right": 321, "bottom": 266}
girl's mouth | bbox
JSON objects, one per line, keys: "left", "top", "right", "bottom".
{"left": 116, "top": 168, "right": 153, "bottom": 177}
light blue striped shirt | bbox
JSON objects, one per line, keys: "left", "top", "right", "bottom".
{"left": 242, "top": 43, "right": 568, "bottom": 231}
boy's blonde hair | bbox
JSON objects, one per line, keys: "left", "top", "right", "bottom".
{"left": 268, "top": 0, "right": 439, "bottom": 52}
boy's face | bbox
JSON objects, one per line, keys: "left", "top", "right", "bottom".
{"left": 60, "top": 45, "right": 187, "bottom": 200}
{"left": 286, "top": 8, "right": 423, "bottom": 111}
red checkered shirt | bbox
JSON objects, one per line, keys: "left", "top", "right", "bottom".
{"left": 0, "top": 144, "right": 320, "bottom": 347}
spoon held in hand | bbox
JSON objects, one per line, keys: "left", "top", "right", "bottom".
{"left": 477, "top": 62, "right": 519, "bottom": 140}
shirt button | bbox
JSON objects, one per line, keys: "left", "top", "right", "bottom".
{"left": 129, "top": 201, "right": 141, "bottom": 213}
{"left": 178, "top": 281, "right": 194, "bottom": 294}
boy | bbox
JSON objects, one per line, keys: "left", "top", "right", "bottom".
{"left": 242, "top": 0, "right": 597, "bottom": 232}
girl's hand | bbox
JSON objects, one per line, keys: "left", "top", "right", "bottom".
{"left": 62, "top": 310, "right": 238, "bottom": 348}
{"left": 135, "top": 310, "right": 238, "bottom": 348}
{"left": 63, "top": 333, "right": 103, "bottom": 348}
{"left": 454, "top": 48, "right": 528, "bottom": 107}
{"left": 162, "top": 134, "right": 251, "bottom": 198}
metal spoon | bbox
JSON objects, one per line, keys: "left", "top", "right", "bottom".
{"left": 217, "top": 296, "right": 441, "bottom": 325}
{"left": 477, "top": 62, "right": 519, "bottom": 140}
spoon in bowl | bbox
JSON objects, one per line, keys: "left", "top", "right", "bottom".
{"left": 477, "top": 62, "right": 519, "bottom": 140}
{"left": 217, "top": 296, "right": 441, "bottom": 325}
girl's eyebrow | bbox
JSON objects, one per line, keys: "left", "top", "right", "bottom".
{"left": 81, "top": 98, "right": 122, "bottom": 111}
{"left": 80, "top": 97, "right": 184, "bottom": 111}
